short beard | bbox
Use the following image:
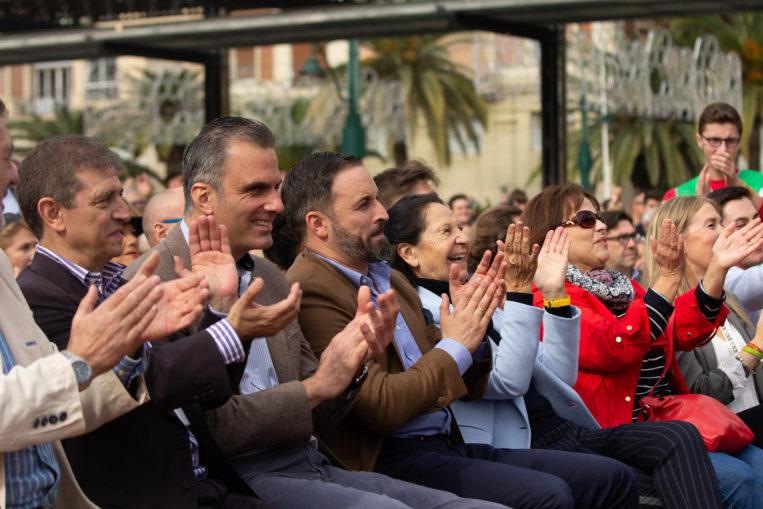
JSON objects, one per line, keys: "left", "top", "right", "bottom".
{"left": 330, "top": 218, "right": 393, "bottom": 264}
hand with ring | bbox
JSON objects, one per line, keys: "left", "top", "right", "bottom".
{"left": 652, "top": 218, "right": 685, "bottom": 279}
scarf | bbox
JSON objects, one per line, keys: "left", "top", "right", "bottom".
{"left": 566, "top": 264, "right": 635, "bottom": 314}
{"left": 416, "top": 277, "right": 502, "bottom": 344}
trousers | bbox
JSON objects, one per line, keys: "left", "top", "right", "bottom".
{"left": 374, "top": 433, "right": 639, "bottom": 509}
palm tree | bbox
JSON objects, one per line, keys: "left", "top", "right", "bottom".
{"left": 8, "top": 106, "right": 83, "bottom": 155}
{"left": 361, "top": 35, "right": 488, "bottom": 166}
{"left": 670, "top": 14, "right": 763, "bottom": 169}
{"left": 560, "top": 112, "right": 702, "bottom": 192}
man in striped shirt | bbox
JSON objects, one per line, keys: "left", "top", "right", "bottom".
{"left": 0, "top": 100, "right": 163, "bottom": 508}
{"left": 15, "top": 135, "right": 280, "bottom": 508}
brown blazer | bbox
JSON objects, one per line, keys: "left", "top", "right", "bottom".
{"left": 127, "top": 225, "right": 353, "bottom": 455}
{"left": 286, "top": 250, "right": 491, "bottom": 471}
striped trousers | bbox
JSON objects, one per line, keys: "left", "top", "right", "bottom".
{"left": 533, "top": 420, "right": 722, "bottom": 509}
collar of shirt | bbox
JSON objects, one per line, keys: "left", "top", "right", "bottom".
{"left": 310, "top": 250, "right": 392, "bottom": 297}
{"left": 36, "top": 245, "right": 124, "bottom": 296}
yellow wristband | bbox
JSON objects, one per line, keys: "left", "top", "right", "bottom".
{"left": 544, "top": 296, "right": 571, "bottom": 308}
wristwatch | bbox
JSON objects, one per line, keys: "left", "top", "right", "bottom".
{"left": 60, "top": 350, "right": 93, "bottom": 389}
{"left": 342, "top": 364, "right": 368, "bottom": 400}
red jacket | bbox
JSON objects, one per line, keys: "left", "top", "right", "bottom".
{"left": 534, "top": 281, "right": 727, "bottom": 428}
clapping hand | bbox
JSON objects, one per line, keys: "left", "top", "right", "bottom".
{"left": 499, "top": 221, "right": 539, "bottom": 293}
{"left": 534, "top": 227, "right": 569, "bottom": 301}
{"left": 711, "top": 218, "right": 763, "bottom": 271}
{"left": 175, "top": 215, "right": 239, "bottom": 313}
{"left": 651, "top": 219, "right": 685, "bottom": 280}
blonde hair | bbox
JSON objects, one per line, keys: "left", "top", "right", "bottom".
{"left": 643, "top": 196, "right": 751, "bottom": 328}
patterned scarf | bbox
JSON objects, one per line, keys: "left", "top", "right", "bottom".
{"left": 566, "top": 264, "right": 635, "bottom": 314}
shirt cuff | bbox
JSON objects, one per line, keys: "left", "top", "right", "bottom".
{"left": 435, "top": 337, "right": 473, "bottom": 375}
{"left": 697, "top": 281, "right": 726, "bottom": 322}
{"left": 717, "top": 356, "right": 752, "bottom": 398}
{"left": 206, "top": 303, "right": 227, "bottom": 318}
{"left": 112, "top": 351, "right": 144, "bottom": 387}
{"left": 207, "top": 318, "right": 245, "bottom": 365}
{"left": 506, "top": 292, "right": 533, "bottom": 306}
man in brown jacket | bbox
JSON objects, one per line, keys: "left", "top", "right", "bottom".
{"left": 127, "top": 116, "right": 504, "bottom": 509}
{"left": 283, "top": 151, "right": 639, "bottom": 509}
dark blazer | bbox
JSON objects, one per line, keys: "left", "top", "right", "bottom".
{"left": 17, "top": 251, "right": 253, "bottom": 508}
{"left": 285, "top": 250, "right": 492, "bottom": 471}
{"left": 126, "top": 225, "right": 354, "bottom": 457}
{"left": 676, "top": 304, "right": 763, "bottom": 404}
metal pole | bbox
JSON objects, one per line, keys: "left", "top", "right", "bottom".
{"left": 342, "top": 39, "right": 366, "bottom": 158}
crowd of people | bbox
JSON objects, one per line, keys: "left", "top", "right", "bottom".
{"left": 2, "top": 98, "right": 763, "bottom": 509}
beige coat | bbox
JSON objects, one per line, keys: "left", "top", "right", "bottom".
{"left": 0, "top": 249, "right": 148, "bottom": 509}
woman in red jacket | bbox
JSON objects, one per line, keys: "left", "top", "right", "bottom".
{"left": 523, "top": 184, "right": 763, "bottom": 507}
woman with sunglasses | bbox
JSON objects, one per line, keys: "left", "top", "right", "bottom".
{"left": 523, "top": 184, "right": 763, "bottom": 507}
{"left": 384, "top": 193, "right": 722, "bottom": 509}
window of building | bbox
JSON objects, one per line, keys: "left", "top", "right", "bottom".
{"left": 33, "top": 62, "right": 72, "bottom": 114}
{"left": 86, "top": 58, "right": 118, "bottom": 100}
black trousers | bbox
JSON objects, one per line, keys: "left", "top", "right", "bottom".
{"left": 533, "top": 420, "right": 722, "bottom": 509}
{"left": 196, "top": 478, "right": 276, "bottom": 509}
{"left": 374, "top": 434, "right": 638, "bottom": 509}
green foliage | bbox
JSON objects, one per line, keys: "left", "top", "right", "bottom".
{"left": 8, "top": 106, "right": 83, "bottom": 155}
{"left": 566, "top": 112, "right": 702, "bottom": 191}
{"left": 362, "top": 35, "right": 488, "bottom": 166}
{"left": 670, "top": 14, "right": 763, "bottom": 169}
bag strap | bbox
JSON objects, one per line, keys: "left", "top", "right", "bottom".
{"left": 645, "top": 312, "right": 676, "bottom": 398}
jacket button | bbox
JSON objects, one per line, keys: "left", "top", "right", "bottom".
{"left": 182, "top": 480, "right": 193, "bottom": 489}
{"left": 435, "top": 396, "right": 446, "bottom": 408}
{"left": 625, "top": 396, "right": 632, "bottom": 402}
{"left": 615, "top": 337, "right": 622, "bottom": 343}
{"left": 49, "top": 415, "right": 58, "bottom": 425}
{"left": 41, "top": 417, "right": 48, "bottom": 426}
{"left": 687, "top": 332, "right": 693, "bottom": 338}
{"left": 33, "top": 418, "right": 40, "bottom": 428}
{"left": 59, "top": 412, "right": 67, "bottom": 422}
{"left": 626, "top": 325, "right": 633, "bottom": 331}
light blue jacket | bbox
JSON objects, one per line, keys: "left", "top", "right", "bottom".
{"left": 417, "top": 287, "right": 599, "bottom": 449}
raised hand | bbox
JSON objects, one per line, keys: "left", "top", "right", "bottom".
{"left": 227, "top": 278, "right": 302, "bottom": 341}
{"left": 68, "top": 273, "right": 163, "bottom": 378}
{"left": 440, "top": 275, "right": 501, "bottom": 353}
{"left": 534, "top": 227, "right": 569, "bottom": 301}
{"left": 175, "top": 215, "right": 239, "bottom": 313}
{"left": 695, "top": 165, "right": 713, "bottom": 196}
{"left": 450, "top": 249, "right": 507, "bottom": 308}
{"left": 355, "top": 286, "right": 398, "bottom": 360}
{"left": 651, "top": 218, "right": 685, "bottom": 279}
{"left": 500, "top": 221, "right": 540, "bottom": 293}
{"left": 139, "top": 272, "right": 208, "bottom": 342}
{"left": 711, "top": 218, "right": 763, "bottom": 271}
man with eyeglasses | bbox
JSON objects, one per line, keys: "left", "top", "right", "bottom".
{"left": 663, "top": 103, "right": 763, "bottom": 214}
{"left": 602, "top": 211, "right": 642, "bottom": 281}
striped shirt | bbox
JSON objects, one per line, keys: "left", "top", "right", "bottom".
{"left": 0, "top": 329, "right": 59, "bottom": 508}
{"left": 631, "top": 283, "right": 724, "bottom": 421}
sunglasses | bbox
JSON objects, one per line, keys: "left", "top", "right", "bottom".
{"left": 559, "top": 210, "right": 605, "bottom": 229}
{"left": 605, "top": 232, "right": 643, "bottom": 246}
{"left": 160, "top": 218, "right": 182, "bottom": 224}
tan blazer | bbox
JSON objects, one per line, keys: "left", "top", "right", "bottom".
{"left": 0, "top": 249, "right": 148, "bottom": 508}
{"left": 286, "top": 250, "right": 491, "bottom": 471}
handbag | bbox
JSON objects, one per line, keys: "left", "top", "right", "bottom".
{"left": 636, "top": 317, "right": 754, "bottom": 454}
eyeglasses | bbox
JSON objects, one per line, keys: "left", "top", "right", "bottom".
{"left": 160, "top": 218, "right": 182, "bottom": 224}
{"left": 559, "top": 210, "right": 605, "bottom": 229}
{"left": 700, "top": 134, "right": 740, "bottom": 149}
{"left": 605, "top": 232, "right": 643, "bottom": 246}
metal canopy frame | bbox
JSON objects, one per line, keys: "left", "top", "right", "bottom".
{"left": 1, "top": 0, "right": 761, "bottom": 186}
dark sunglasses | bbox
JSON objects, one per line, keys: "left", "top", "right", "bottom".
{"left": 559, "top": 210, "right": 605, "bottom": 229}
{"left": 605, "top": 232, "right": 643, "bottom": 246}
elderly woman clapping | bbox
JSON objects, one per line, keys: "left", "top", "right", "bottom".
{"left": 384, "top": 193, "right": 721, "bottom": 509}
